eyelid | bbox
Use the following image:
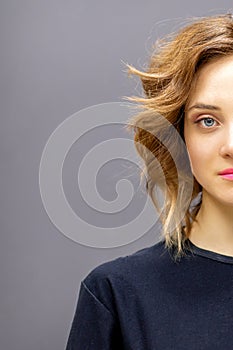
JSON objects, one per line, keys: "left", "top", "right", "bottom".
{"left": 192, "top": 112, "right": 218, "bottom": 121}
{"left": 194, "top": 115, "right": 216, "bottom": 121}
{"left": 192, "top": 110, "right": 215, "bottom": 117}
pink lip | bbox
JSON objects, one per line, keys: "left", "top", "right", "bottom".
{"left": 219, "top": 174, "right": 233, "bottom": 180}
{"left": 218, "top": 169, "right": 233, "bottom": 180}
{"left": 218, "top": 168, "right": 233, "bottom": 175}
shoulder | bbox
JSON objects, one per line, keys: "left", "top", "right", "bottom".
{"left": 84, "top": 239, "right": 168, "bottom": 284}
{"left": 79, "top": 240, "right": 195, "bottom": 320}
{"left": 82, "top": 239, "right": 175, "bottom": 307}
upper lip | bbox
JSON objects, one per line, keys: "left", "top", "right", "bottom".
{"left": 219, "top": 168, "right": 233, "bottom": 175}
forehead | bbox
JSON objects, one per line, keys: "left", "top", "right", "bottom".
{"left": 186, "top": 55, "right": 233, "bottom": 108}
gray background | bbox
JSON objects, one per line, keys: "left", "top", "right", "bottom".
{"left": 1, "top": 1, "right": 232, "bottom": 349}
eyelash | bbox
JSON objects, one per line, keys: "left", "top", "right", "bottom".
{"left": 194, "top": 117, "right": 218, "bottom": 128}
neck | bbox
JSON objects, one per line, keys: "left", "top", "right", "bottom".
{"left": 189, "top": 191, "right": 233, "bottom": 256}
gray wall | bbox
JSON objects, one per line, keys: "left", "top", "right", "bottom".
{"left": 1, "top": 1, "right": 232, "bottom": 349}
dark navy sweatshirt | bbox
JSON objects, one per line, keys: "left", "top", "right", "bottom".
{"left": 66, "top": 239, "right": 233, "bottom": 349}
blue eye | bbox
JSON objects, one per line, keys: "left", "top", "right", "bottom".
{"left": 203, "top": 118, "right": 215, "bottom": 127}
{"left": 196, "top": 117, "right": 217, "bottom": 128}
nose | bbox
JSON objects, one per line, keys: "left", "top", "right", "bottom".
{"left": 219, "top": 122, "right": 233, "bottom": 158}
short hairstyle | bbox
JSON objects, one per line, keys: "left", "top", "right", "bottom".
{"left": 126, "top": 13, "right": 233, "bottom": 260}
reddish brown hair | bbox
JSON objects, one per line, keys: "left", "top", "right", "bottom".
{"left": 126, "top": 14, "right": 233, "bottom": 260}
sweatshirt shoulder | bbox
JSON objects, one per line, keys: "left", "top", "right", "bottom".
{"left": 83, "top": 239, "right": 171, "bottom": 289}
{"left": 81, "top": 240, "right": 182, "bottom": 317}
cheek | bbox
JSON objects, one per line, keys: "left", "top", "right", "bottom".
{"left": 185, "top": 140, "right": 209, "bottom": 178}
{"left": 184, "top": 124, "right": 205, "bottom": 176}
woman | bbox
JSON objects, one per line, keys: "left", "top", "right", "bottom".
{"left": 66, "top": 14, "right": 233, "bottom": 349}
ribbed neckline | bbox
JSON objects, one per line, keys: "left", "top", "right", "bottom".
{"left": 185, "top": 239, "right": 233, "bottom": 265}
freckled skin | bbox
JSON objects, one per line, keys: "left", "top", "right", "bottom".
{"left": 184, "top": 55, "right": 233, "bottom": 208}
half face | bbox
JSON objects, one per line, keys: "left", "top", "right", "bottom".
{"left": 184, "top": 55, "right": 233, "bottom": 207}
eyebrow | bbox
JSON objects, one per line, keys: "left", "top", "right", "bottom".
{"left": 186, "top": 103, "right": 221, "bottom": 112}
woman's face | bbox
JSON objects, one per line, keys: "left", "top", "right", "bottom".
{"left": 184, "top": 55, "right": 233, "bottom": 207}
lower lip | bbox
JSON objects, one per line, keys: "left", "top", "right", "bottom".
{"left": 219, "top": 174, "right": 233, "bottom": 180}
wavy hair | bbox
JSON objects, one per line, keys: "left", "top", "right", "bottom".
{"left": 126, "top": 14, "right": 233, "bottom": 260}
